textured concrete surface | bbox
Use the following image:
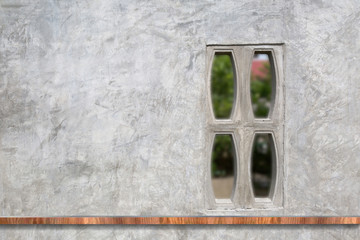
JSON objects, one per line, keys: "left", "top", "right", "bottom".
{"left": 1, "top": 225, "right": 359, "bottom": 240}
{"left": 0, "top": 0, "right": 359, "bottom": 239}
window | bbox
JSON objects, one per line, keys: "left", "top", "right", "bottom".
{"left": 206, "top": 44, "right": 284, "bottom": 210}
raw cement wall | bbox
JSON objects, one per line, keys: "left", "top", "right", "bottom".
{"left": 0, "top": 0, "right": 359, "bottom": 238}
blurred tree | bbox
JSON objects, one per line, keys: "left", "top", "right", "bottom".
{"left": 251, "top": 134, "right": 272, "bottom": 196}
{"left": 251, "top": 60, "right": 272, "bottom": 118}
{"left": 211, "top": 54, "right": 272, "bottom": 178}
{"left": 210, "top": 54, "right": 235, "bottom": 177}
{"left": 211, "top": 54, "right": 234, "bottom": 119}
{"left": 211, "top": 135, "right": 234, "bottom": 178}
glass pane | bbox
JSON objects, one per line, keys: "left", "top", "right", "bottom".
{"left": 211, "top": 134, "right": 236, "bottom": 199}
{"left": 211, "top": 53, "right": 235, "bottom": 119}
{"left": 251, "top": 133, "right": 275, "bottom": 197}
{"left": 250, "top": 52, "right": 274, "bottom": 118}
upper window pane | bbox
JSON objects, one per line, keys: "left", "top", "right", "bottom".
{"left": 250, "top": 52, "right": 274, "bottom": 118}
{"left": 210, "top": 53, "right": 235, "bottom": 119}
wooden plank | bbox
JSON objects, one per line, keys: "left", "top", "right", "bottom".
{"left": 0, "top": 217, "right": 359, "bottom": 224}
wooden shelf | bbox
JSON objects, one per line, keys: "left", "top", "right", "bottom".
{"left": 0, "top": 217, "right": 359, "bottom": 224}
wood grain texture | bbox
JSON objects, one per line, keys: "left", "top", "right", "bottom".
{"left": 0, "top": 217, "right": 358, "bottom": 224}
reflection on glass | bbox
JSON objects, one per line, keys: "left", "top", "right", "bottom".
{"left": 211, "top": 134, "right": 235, "bottom": 199}
{"left": 211, "top": 53, "right": 235, "bottom": 119}
{"left": 251, "top": 133, "right": 275, "bottom": 197}
{"left": 250, "top": 52, "right": 274, "bottom": 118}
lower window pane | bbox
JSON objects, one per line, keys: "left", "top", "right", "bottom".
{"left": 211, "top": 134, "right": 236, "bottom": 199}
{"left": 251, "top": 133, "right": 275, "bottom": 197}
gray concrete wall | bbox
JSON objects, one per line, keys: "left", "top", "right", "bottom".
{"left": 0, "top": 0, "right": 359, "bottom": 239}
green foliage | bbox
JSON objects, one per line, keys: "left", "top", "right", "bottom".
{"left": 211, "top": 56, "right": 272, "bottom": 178}
{"left": 210, "top": 54, "right": 235, "bottom": 177}
{"left": 211, "top": 135, "right": 234, "bottom": 178}
{"left": 252, "top": 135, "right": 272, "bottom": 175}
{"left": 251, "top": 134, "right": 272, "bottom": 196}
{"left": 211, "top": 55, "right": 234, "bottom": 119}
{"left": 251, "top": 62, "right": 272, "bottom": 118}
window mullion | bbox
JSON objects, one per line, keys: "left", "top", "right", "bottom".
{"left": 239, "top": 46, "right": 255, "bottom": 208}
